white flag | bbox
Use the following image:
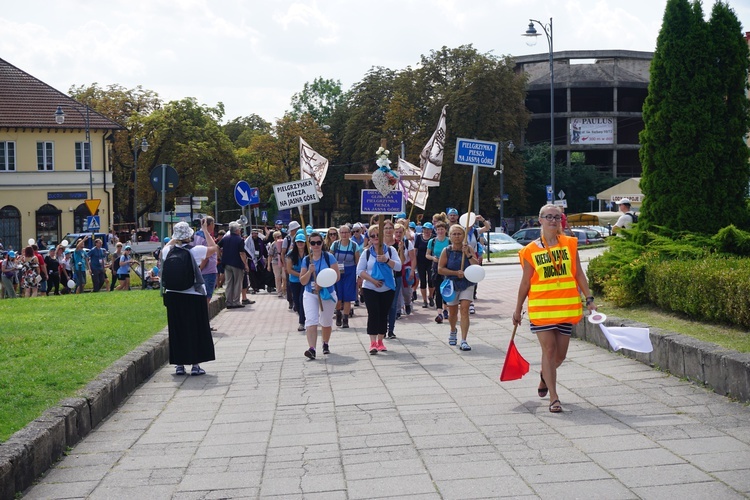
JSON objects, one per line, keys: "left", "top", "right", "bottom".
{"left": 398, "top": 158, "right": 429, "bottom": 210}
{"left": 419, "top": 105, "right": 447, "bottom": 187}
{"left": 300, "top": 137, "right": 329, "bottom": 199}
{"left": 599, "top": 324, "right": 653, "bottom": 353}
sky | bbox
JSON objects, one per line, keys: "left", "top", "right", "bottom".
{"left": 2, "top": 0, "right": 748, "bottom": 125}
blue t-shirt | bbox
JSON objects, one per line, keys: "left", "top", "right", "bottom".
{"left": 89, "top": 247, "right": 107, "bottom": 271}
{"left": 218, "top": 233, "right": 245, "bottom": 269}
{"left": 287, "top": 251, "right": 303, "bottom": 284}
{"left": 72, "top": 250, "right": 87, "bottom": 272}
{"left": 118, "top": 254, "right": 131, "bottom": 276}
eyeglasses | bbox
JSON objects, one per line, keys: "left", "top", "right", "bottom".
{"left": 328, "top": 233, "right": 338, "bottom": 237}
{"left": 542, "top": 215, "right": 562, "bottom": 221}
{"left": 309, "top": 240, "right": 323, "bottom": 246}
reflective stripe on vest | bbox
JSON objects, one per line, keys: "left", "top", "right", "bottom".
{"left": 520, "top": 235, "right": 583, "bottom": 325}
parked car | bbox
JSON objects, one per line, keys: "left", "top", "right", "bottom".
{"left": 486, "top": 232, "right": 524, "bottom": 253}
{"left": 583, "top": 225, "right": 611, "bottom": 237}
{"left": 511, "top": 228, "right": 541, "bottom": 245}
{"left": 571, "top": 228, "right": 604, "bottom": 245}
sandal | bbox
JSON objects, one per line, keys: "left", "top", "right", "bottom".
{"left": 175, "top": 365, "right": 186, "bottom": 376}
{"left": 549, "top": 399, "right": 562, "bottom": 413}
{"left": 538, "top": 373, "right": 548, "bottom": 398}
{"left": 448, "top": 331, "right": 457, "bottom": 346}
{"left": 191, "top": 366, "right": 206, "bottom": 376}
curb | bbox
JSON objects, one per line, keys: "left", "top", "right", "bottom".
{"left": 573, "top": 316, "right": 750, "bottom": 403}
{"left": 0, "top": 294, "right": 226, "bottom": 499}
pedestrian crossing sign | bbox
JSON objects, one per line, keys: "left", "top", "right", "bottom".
{"left": 86, "top": 215, "right": 101, "bottom": 231}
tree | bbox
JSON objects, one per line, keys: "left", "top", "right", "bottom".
{"left": 222, "top": 115, "right": 272, "bottom": 148}
{"left": 69, "top": 84, "right": 161, "bottom": 224}
{"left": 639, "top": 0, "right": 750, "bottom": 233}
{"left": 289, "top": 77, "right": 344, "bottom": 125}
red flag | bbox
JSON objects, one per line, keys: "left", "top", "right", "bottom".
{"left": 499, "top": 325, "right": 530, "bottom": 381}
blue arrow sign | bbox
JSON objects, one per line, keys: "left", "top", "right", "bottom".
{"left": 235, "top": 180, "right": 252, "bottom": 207}
{"left": 86, "top": 215, "right": 100, "bottom": 231}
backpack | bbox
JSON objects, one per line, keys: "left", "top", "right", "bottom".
{"left": 627, "top": 212, "right": 639, "bottom": 223}
{"left": 161, "top": 246, "right": 196, "bottom": 291}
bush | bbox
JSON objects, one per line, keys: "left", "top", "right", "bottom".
{"left": 713, "top": 225, "right": 750, "bottom": 255}
{"left": 645, "top": 257, "right": 750, "bottom": 328}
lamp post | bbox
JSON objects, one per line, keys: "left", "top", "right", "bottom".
{"left": 133, "top": 138, "right": 149, "bottom": 229}
{"left": 55, "top": 104, "right": 92, "bottom": 198}
{"left": 523, "top": 17, "right": 555, "bottom": 197}
{"left": 493, "top": 141, "right": 515, "bottom": 233}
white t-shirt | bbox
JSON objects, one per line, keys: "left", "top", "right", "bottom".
{"left": 615, "top": 212, "right": 634, "bottom": 230}
{"left": 161, "top": 244, "right": 207, "bottom": 295}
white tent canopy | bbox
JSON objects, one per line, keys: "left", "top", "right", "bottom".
{"left": 597, "top": 177, "right": 643, "bottom": 208}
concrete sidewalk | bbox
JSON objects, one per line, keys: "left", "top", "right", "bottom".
{"left": 24, "top": 274, "right": 750, "bottom": 499}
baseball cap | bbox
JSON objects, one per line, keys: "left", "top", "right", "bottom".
{"left": 395, "top": 212, "right": 407, "bottom": 219}
{"left": 124, "top": 245, "right": 132, "bottom": 250}
{"left": 423, "top": 222, "right": 434, "bottom": 230}
{"left": 288, "top": 221, "right": 301, "bottom": 231}
{"left": 447, "top": 208, "right": 458, "bottom": 215}
{"left": 294, "top": 232, "right": 307, "bottom": 242}
{"left": 163, "top": 237, "right": 170, "bottom": 243}
{"left": 275, "top": 220, "right": 283, "bottom": 225}
{"left": 8, "top": 251, "right": 15, "bottom": 258}
{"left": 616, "top": 198, "right": 632, "bottom": 205}
{"left": 409, "top": 221, "right": 416, "bottom": 229}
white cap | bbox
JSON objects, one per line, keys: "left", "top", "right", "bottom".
{"left": 616, "top": 198, "right": 631, "bottom": 205}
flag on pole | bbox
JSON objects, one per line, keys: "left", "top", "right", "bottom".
{"left": 300, "top": 137, "right": 329, "bottom": 198}
{"left": 499, "top": 325, "right": 530, "bottom": 381}
{"left": 419, "top": 105, "right": 447, "bottom": 187}
{"left": 398, "top": 158, "right": 429, "bottom": 210}
{"left": 599, "top": 324, "right": 653, "bottom": 353}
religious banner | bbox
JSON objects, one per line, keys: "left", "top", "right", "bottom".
{"left": 569, "top": 117, "right": 614, "bottom": 145}
{"left": 300, "top": 137, "right": 329, "bottom": 198}
{"left": 419, "top": 105, "right": 447, "bottom": 186}
{"left": 398, "top": 158, "right": 429, "bottom": 209}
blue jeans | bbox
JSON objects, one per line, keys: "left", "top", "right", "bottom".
{"left": 387, "top": 278, "right": 403, "bottom": 334}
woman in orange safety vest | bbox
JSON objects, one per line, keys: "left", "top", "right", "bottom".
{"left": 513, "top": 204, "right": 596, "bottom": 413}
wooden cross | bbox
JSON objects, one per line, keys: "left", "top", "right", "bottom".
{"left": 343, "top": 139, "right": 421, "bottom": 254}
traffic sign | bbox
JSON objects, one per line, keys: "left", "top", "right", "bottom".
{"left": 272, "top": 179, "right": 319, "bottom": 210}
{"left": 261, "top": 211, "right": 268, "bottom": 222}
{"left": 454, "top": 138, "right": 499, "bottom": 168}
{"left": 193, "top": 196, "right": 209, "bottom": 201}
{"left": 558, "top": 190, "right": 566, "bottom": 200}
{"left": 588, "top": 196, "right": 596, "bottom": 201}
{"left": 361, "top": 190, "right": 404, "bottom": 215}
{"left": 546, "top": 184, "right": 553, "bottom": 202}
{"left": 85, "top": 199, "right": 100, "bottom": 216}
{"left": 86, "top": 215, "right": 101, "bottom": 231}
{"left": 235, "top": 180, "right": 252, "bottom": 207}
{"left": 248, "top": 187, "right": 260, "bottom": 205}
{"left": 150, "top": 164, "right": 179, "bottom": 192}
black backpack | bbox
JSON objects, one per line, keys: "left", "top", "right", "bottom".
{"left": 627, "top": 212, "right": 639, "bottom": 223}
{"left": 161, "top": 246, "right": 196, "bottom": 291}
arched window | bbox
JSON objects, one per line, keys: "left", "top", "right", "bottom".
{"left": 74, "top": 204, "right": 89, "bottom": 233}
{"left": 0, "top": 205, "right": 21, "bottom": 251}
{"left": 36, "top": 204, "right": 62, "bottom": 247}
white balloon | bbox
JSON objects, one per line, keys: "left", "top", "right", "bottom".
{"left": 60, "top": 239, "right": 69, "bottom": 248}
{"left": 464, "top": 264, "right": 485, "bottom": 283}
{"left": 316, "top": 267, "right": 337, "bottom": 287}
{"left": 191, "top": 245, "right": 207, "bottom": 263}
{"left": 28, "top": 238, "right": 35, "bottom": 246}
{"left": 458, "top": 212, "right": 476, "bottom": 228}
{"left": 67, "top": 279, "right": 77, "bottom": 289}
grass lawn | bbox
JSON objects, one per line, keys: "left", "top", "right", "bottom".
{"left": 602, "top": 302, "right": 750, "bottom": 353}
{"left": 0, "top": 290, "right": 166, "bottom": 442}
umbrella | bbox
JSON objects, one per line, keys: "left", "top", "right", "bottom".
{"left": 500, "top": 323, "right": 530, "bottom": 382}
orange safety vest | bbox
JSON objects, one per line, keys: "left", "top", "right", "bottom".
{"left": 519, "top": 234, "right": 583, "bottom": 325}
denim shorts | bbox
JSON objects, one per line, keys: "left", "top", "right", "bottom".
{"left": 202, "top": 273, "right": 217, "bottom": 299}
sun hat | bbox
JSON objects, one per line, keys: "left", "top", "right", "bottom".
{"left": 171, "top": 221, "right": 194, "bottom": 241}
{"left": 294, "top": 232, "right": 307, "bottom": 243}
{"left": 288, "top": 221, "right": 301, "bottom": 231}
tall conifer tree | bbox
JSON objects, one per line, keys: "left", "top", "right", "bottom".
{"left": 640, "top": 0, "right": 750, "bottom": 233}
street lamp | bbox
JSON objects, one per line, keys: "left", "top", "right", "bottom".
{"left": 133, "top": 138, "right": 149, "bottom": 229}
{"left": 493, "top": 141, "right": 515, "bottom": 233}
{"left": 55, "top": 104, "right": 92, "bottom": 198}
{"left": 523, "top": 17, "right": 555, "bottom": 198}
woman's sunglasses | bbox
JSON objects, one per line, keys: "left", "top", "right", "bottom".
{"left": 309, "top": 240, "right": 323, "bottom": 246}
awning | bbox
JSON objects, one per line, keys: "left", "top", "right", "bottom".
{"left": 597, "top": 177, "right": 642, "bottom": 207}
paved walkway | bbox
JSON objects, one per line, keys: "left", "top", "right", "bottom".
{"left": 25, "top": 262, "right": 750, "bottom": 499}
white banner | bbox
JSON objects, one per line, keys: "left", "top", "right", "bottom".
{"left": 273, "top": 178, "right": 319, "bottom": 210}
{"left": 398, "top": 158, "right": 429, "bottom": 210}
{"left": 300, "top": 137, "right": 329, "bottom": 198}
{"left": 419, "top": 105, "right": 447, "bottom": 187}
{"left": 570, "top": 118, "right": 614, "bottom": 145}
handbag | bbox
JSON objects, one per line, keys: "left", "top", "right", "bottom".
{"left": 440, "top": 278, "right": 456, "bottom": 303}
